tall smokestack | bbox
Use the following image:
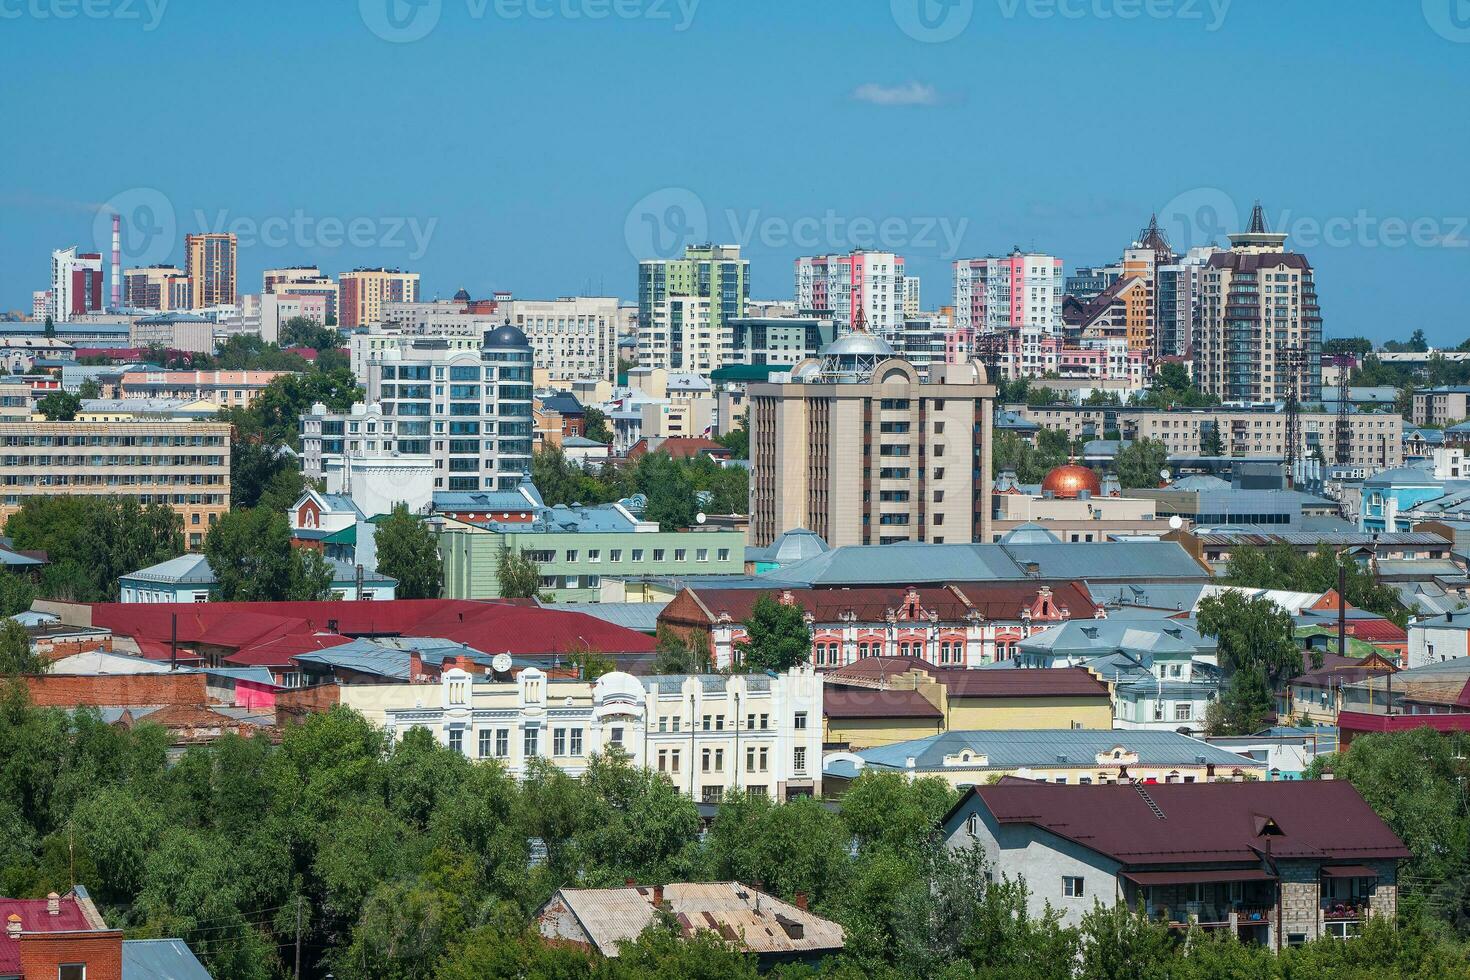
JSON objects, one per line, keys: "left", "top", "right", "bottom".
{"left": 110, "top": 213, "right": 121, "bottom": 309}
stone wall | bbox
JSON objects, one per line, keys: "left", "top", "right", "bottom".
{"left": 1278, "top": 861, "right": 1321, "bottom": 941}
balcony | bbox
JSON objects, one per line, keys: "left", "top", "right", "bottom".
{"left": 1323, "top": 901, "right": 1369, "bottom": 922}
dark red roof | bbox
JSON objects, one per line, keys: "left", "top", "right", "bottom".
{"left": 629, "top": 437, "right": 731, "bottom": 460}
{"left": 825, "top": 656, "right": 933, "bottom": 684}
{"left": 951, "top": 780, "right": 1409, "bottom": 866}
{"left": 1338, "top": 710, "right": 1470, "bottom": 736}
{"left": 934, "top": 666, "right": 1111, "bottom": 699}
{"left": 684, "top": 582, "right": 1096, "bottom": 625}
{"left": 824, "top": 685, "right": 942, "bottom": 719}
{"left": 89, "top": 598, "right": 657, "bottom": 659}
{"left": 0, "top": 892, "right": 98, "bottom": 974}
{"left": 1207, "top": 251, "right": 1314, "bottom": 273}
{"left": 225, "top": 632, "right": 354, "bottom": 668}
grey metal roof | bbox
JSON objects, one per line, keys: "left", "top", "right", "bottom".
{"left": 121, "top": 553, "right": 215, "bottom": 585}
{"left": 744, "top": 528, "right": 830, "bottom": 565}
{"left": 538, "top": 601, "right": 665, "bottom": 632}
{"left": 1018, "top": 619, "right": 1215, "bottom": 660}
{"left": 122, "top": 939, "right": 212, "bottom": 980}
{"left": 1410, "top": 611, "right": 1470, "bottom": 631}
{"left": 853, "top": 729, "right": 1254, "bottom": 772}
{"left": 1085, "top": 582, "right": 1207, "bottom": 612}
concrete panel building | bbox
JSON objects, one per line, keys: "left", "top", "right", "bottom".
{"left": 506, "top": 297, "right": 619, "bottom": 384}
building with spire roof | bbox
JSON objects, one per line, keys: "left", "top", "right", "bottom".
{"left": 1195, "top": 201, "right": 1323, "bottom": 406}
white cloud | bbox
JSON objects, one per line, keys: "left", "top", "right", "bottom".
{"left": 851, "top": 81, "right": 939, "bottom": 107}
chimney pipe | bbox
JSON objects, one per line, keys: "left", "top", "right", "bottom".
{"left": 111, "top": 213, "right": 121, "bottom": 310}
{"left": 625, "top": 878, "right": 637, "bottom": 889}
{"left": 652, "top": 885, "right": 664, "bottom": 907}
{"left": 46, "top": 893, "right": 59, "bottom": 916}
{"left": 795, "top": 891, "right": 808, "bottom": 911}
{"left": 5, "top": 914, "right": 19, "bottom": 938}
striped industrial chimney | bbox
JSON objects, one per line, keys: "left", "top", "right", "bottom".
{"left": 110, "top": 213, "right": 121, "bottom": 309}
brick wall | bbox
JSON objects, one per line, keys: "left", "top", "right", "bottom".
{"left": 274, "top": 684, "right": 341, "bottom": 726}
{"left": 19, "top": 930, "right": 124, "bottom": 980}
{"left": 24, "top": 673, "right": 207, "bottom": 708}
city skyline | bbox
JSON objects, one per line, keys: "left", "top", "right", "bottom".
{"left": 2, "top": 2, "right": 1468, "bottom": 343}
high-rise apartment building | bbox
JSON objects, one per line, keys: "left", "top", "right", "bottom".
{"left": 902, "top": 275, "right": 922, "bottom": 318}
{"left": 306, "top": 326, "right": 533, "bottom": 491}
{"left": 264, "top": 266, "right": 340, "bottom": 323}
{"left": 1196, "top": 204, "right": 1323, "bottom": 404}
{"left": 1155, "top": 246, "right": 1217, "bottom": 359}
{"left": 50, "top": 246, "right": 105, "bottom": 321}
{"left": 637, "top": 245, "right": 748, "bottom": 372}
{"left": 953, "top": 251, "right": 1065, "bottom": 335}
{"left": 32, "top": 290, "right": 51, "bottom": 321}
{"left": 123, "top": 265, "right": 191, "bottom": 312}
{"left": 748, "top": 331, "right": 995, "bottom": 548}
{"left": 506, "top": 297, "right": 619, "bottom": 384}
{"left": 795, "top": 250, "right": 906, "bottom": 341}
{"left": 339, "top": 268, "right": 421, "bottom": 328}
{"left": 184, "top": 233, "right": 238, "bottom": 310}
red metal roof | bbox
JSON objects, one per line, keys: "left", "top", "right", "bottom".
{"left": 0, "top": 893, "right": 96, "bottom": 974}
{"left": 824, "top": 685, "right": 942, "bottom": 719}
{"left": 89, "top": 598, "right": 657, "bottom": 660}
{"left": 684, "top": 582, "right": 1096, "bottom": 625}
{"left": 951, "top": 780, "right": 1410, "bottom": 866}
{"left": 1337, "top": 710, "right": 1470, "bottom": 736}
{"left": 825, "top": 659, "right": 1110, "bottom": 700}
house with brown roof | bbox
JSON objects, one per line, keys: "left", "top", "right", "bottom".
{"left": 659, "top": 582, "right": 1097, "bottom": 671}
{"left": 822, "top": 658, "right": 1113, "bottom": 750}
{"left": 941, "top": 780, "right": 1409, "bottom": 948}
{"left": 536, "top": 882, "right": 843, "bottom": 966}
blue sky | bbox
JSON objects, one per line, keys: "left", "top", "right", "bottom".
{"left": 1, "top": 0, "right": 1467, "bottom": 344}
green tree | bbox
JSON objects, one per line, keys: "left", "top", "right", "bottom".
{"left": 1114, "top": 437, "right": 1170, "bottom": 489}
{"left": 495, "top": 547, "right": 544, "bottom": 600}
{"left": 1325, "top": 337, "right": 1374, "bottom": 356}
{"left": 36, "top": 391, "right": 81, "bottom": 421}
{"left": 204, "top": 508, "right": 334, "bottom": 602}
{"left": 713, "top": 417, "right": 749, "bottom": 459}
{"left": 1198, "top": 591, "right": 1300, "bottom": 735}
{"left": 77, "top": 378, "right": 102, "bottom": 400}
{"left": 374, "top": 504, "right": 442, "bottom": 599}
{"left": 1076, "top": 901, "right": 1177, "bottom": 980}
{"left": 1200, "top": 419, "right": 1224, "bottom": 456}
{"left": 5, "top": 497, "right": 182, "bottom": 602}
{"left": 583, "top": 405, "right": 613, "bottom": 444}
{"left": 279, "top": 316, "right": 341, "bottom": 352}
{"left": 736, "top": 593, "right": 810, "bottom": 672}
{"left": 0, "top": 572, "right": 37, "bottom": 618}
{"left": 43, "top": 316, "right": 54, "bottom": 338}
{"left": 0, "top": 620, "right": 46, "bottom": 675}
{"left": 839, "top": 771, "right": 957, "bottom": 857}
{"left": 636, "top": 452, "right": 698, "bottom": 530}
{"left": 652, "top": 624, "right": 710, "bottom": 674}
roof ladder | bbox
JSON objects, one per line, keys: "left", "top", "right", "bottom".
{"left": 1134, "top": 782, "right": 1166, "bottom": 820}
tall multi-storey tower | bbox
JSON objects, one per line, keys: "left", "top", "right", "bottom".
{"left": 637, "top": 244, "right": 748, "bottom": 372}
{"left": 747, "top": 328, "right": 995, "bottom": 548}
{"left": 50, "top": 246, "right": 105, "bottom": 321}
{"left": 794, "top": 250, "right": 905, "bottom": 341}
{"left": 184, "top": 233, "right": 238, "bottom": 309}
{"left": 952, "top": 250, "right": 1064, "bottom": 336}
{"left": 339, "top": 268, "right": 420, "bottom": 328}
{"left": 1196, "top": 203, "right": 1323, "bottom": 405}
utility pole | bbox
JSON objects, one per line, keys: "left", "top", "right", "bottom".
{"left": 1280, "top": 345, "right": 1308, "bottom": 487}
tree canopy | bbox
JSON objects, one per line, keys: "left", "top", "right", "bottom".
{"left": 736, "top": 593, "right": 810, "bottom": 673}
{"left": 203, "top": 508, "right": 334, "bottom": 602}
{"left": 4, "top": 497, "right": 182, "bottom": 602}
{"left": 373, "top": 504, "right": 442, "bottom": 600}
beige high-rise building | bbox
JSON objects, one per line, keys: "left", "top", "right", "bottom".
{"left": 184, "top": 234, "right": 238, "bottom": 309}
{"left": 748, "top": 333, "right": 995, "bottom": 548}
{"left": 123, "top": 265, "right": 191, "bottom": 312}
{"left": 339, "top": 268, "right": 420, "bottom": 328}
{"left": 1196, "top": 203, "right": 1323, "bottom": 404}
{"left": 0, "top": 420, "right": 231, "bottom": 550}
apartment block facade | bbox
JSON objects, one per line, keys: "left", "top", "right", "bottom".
{"left": 0, "top": 421, "right": 231, "bottom": 549}
{"left": 339, "top": 665, "right": 825, "bottom": 801}
{"left": 122, "top": 265, "right": 191, "bottom": 312}
{"left": 50, "top": 246, "right": 105, "bottom": 320}
{"left": 263, "top": 266, "right": 340, "bottom": 323}
{"left": 118, "top": 370, "right": 291, "bottom": 408}
{"left": 1196, "top": 205, "right": 1323, "bottom": 404}
{"left": 339, "top": 268, "right": 421, "bottom": 328}
{"left": 953, "top": 251, "right": 1065, "bottom": 335}
{"left": 184, "top": 233, "right": 238, "bottom": 309}
{"left": 637, "top": 245, "right": 749, "bottom": 365}
{"left": 507, "top": 297, "right": 620, "bottom": 384}
{"left": 795, "top": 250, "right": 906, "bottom": 341}
{"left": 748, "top": 336, "right": 996, "bottom": 548}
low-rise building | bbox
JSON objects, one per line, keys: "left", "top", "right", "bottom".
{"left": 1406, "top": 610, "right": 1470, "bottom": 667}
{"left": 128, "top": 312, "right": 215, "bottom": 354}
{"left": 118, "top": 552, "right": 396, "bottom": 602}
{"left": 826, "top": 729, "right": 1265, "bottom": 791}
{"left": 118, "top": 369, "right": 291, "bottom": 408}
{"left": 338, "top": 665, "right": 824, "bottom": 801}
{"left": 0, "top": 420, "right": 231, "bottom": 549}
{"left": 941, "top": 780, "right": 1408, "bottom": 944}
{"left": 0, "top": 336, "right": 75, "bottom": 373}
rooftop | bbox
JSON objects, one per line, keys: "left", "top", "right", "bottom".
{"left": 852, "top": 729, "right": 1253, "bottom": 774}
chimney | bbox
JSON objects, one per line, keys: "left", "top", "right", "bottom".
{"left": 5, "top": 914, "right": 19, "bottom": 938}
{"left": 46, "top": 892, "right": 59, "bottom": 916}
{"left": 652, "top": 884, "right": 664, "bottom": 907}
{"left": 409, "top": 650, "right": 423, "bottom": 681}
{"left": 794, "top": 891, "right": 808, "bottom": 911}
{"left": 625, "top": 878, "right": 637, "bottom": 889}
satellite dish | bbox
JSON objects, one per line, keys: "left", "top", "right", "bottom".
{"left": 492, "top": 652, "right": 512, "bottom": 674}
{"left": 696, "top": 512, "right": 707, "bottom": 525}
{"left": 1159, "top": 469, "right": 1171, "bottom": 481}
{"left": 1169, "top": 515, "right": 1184, "bottom": 530}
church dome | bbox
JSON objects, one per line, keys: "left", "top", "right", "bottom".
{"left": 1040, "top": 464, "right": 1102, "bottom": 499}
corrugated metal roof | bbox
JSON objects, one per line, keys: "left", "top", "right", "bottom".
{"left": 857, "top": 729, "right": 1254, "bottom": 772}
{"left": 122, "top": 938, "right": 212, "bottom": 980}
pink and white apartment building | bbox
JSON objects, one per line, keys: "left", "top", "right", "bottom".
{"left": 794, "top": 251, "right": 906, "bottom": 341}
{"left": 950, "top": 252, "right": 1064, "bottom": 361}
{"left": 996, "top": 328, "right": 1149, "bottom": 387}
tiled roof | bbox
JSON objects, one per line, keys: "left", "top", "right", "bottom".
{"left": 954, "top": 780, "right": 1408, "bottom": 866}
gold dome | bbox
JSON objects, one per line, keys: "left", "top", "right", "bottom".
{"left": 1040, "top": 464, "right": 1101, "bottom": 499}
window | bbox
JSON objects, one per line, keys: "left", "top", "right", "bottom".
{"left": 794, "top": 746, "right": 806, "bottom": 772}
{"left": 448, "top": 729, "right": 464, "bottom": 755}
{"left": 652, "top": 549, "right": 665, "bottom": 562}
{"left": 609, "top": 726, "right": 623, "bottom": 747}
{"left": 674, "top": 549, "right": 687, "bottom": 562}
{"left": 479, "top": 729, "right": 493, "bottom": 758}
{"left": 610, "top": 549, "right": 622, "bottom": 562}
{"left": 1062, "top": 876, "right": 1084, "bottom": 898}
{"left": 523, "top": 727, "right": 539, "bottom": 758}
{"left": 794, "top": 711, "right": 808, "bottom": 730}
{"left": 631, "top": 549, "right": 644, "bottom": 561}
{"left": 59, "top": 967, "right": 86, "bottom": 980}
{"left": 1173, "top": 703, "right": 1193, "bottom": 721}
{"left": 696, "top": 548, "right": 708, "bottom": 562}
{"left": 553, "top": 728, "right": 567, "bottom": 756}
{"left": 587, "top": 550, "right": 600, "bottom": 563}
{"left": 717, "top": 548, "right": 730, "bottom": 561}
{"left": 496, "top": 729, "right": 509, "bottom": 757}
{"left": 966, "top": 813, "right": 980, "bottom": 837}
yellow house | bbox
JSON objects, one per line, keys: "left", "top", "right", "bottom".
{"left": 822, "top": 662, "right": 1114, "bottom": 751}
